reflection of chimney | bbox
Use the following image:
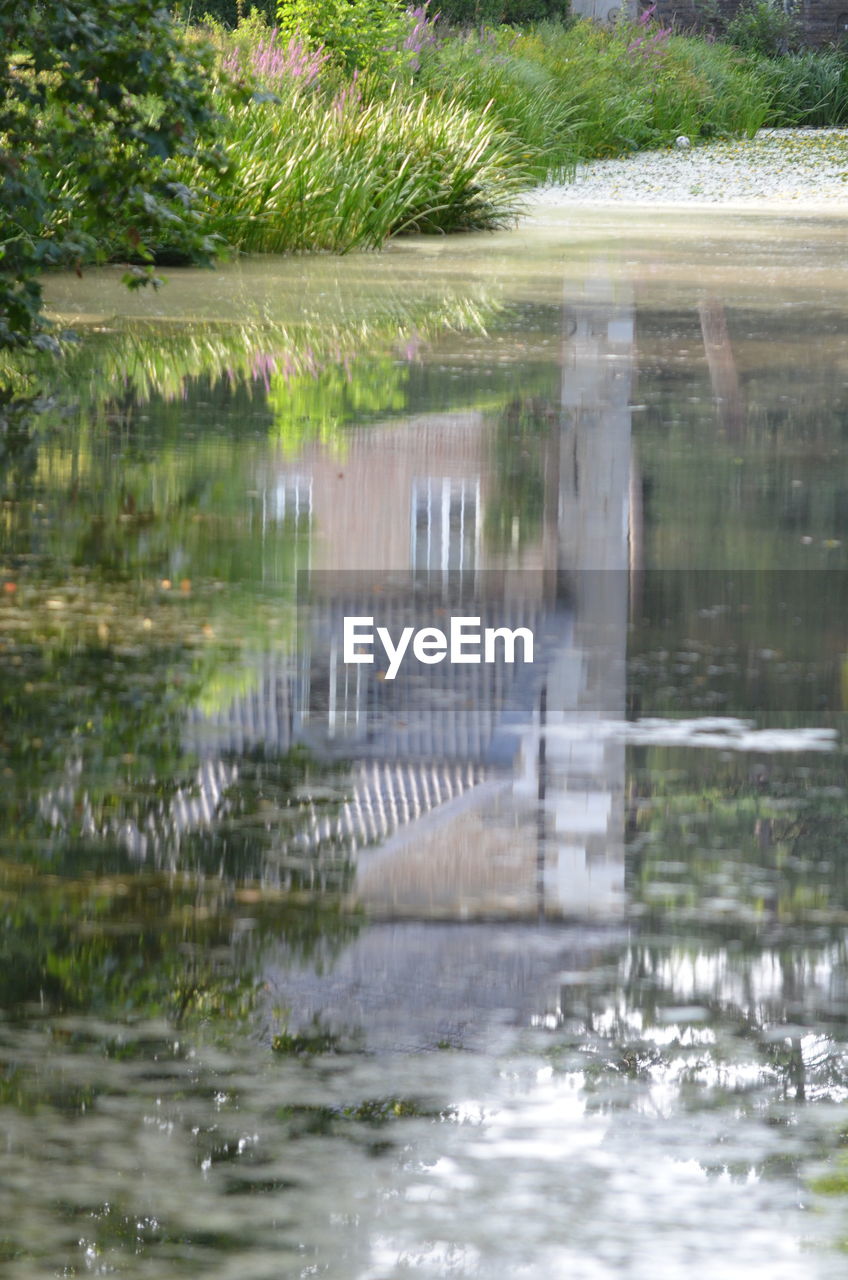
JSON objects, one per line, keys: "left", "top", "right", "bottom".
{"left": 699, "top": 297, "right": 745, "bottom": 441}
{"left": 532, "top": 270, "right": 633, "bottom": 918}
{"left": 628, "top": 448, "right": 644, "bottom": 624}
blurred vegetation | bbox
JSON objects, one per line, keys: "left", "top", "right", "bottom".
{"left": 633, "top": 305, "right": 848, "bottom": 573}
{"left": 725, "top": 0, "right": 801, "bottom": 57}
{"left": 484, "top": 395, "right": 557, "bottom": 553}
{"left": 0, "top": 1, "right": 225, "bottom": 351}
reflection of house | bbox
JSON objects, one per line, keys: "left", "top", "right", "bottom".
{"left": 226, "top": 272, "right": 636, "bottom": 922}
{"left": 266, "top": 411, "right": 547, "bottom": 576}
{"left": 139, "top": 269, "right": 637, "bottom": 927}
{"left": 52, "top": 269, "right": 637, "bottom": 1064}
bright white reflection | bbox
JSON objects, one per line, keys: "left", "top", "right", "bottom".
{"left": 350, "top": 1062, "right": 831, "bottom": 1280}
{"left": 542, "top": 718, "right": 838, "bottom": 752}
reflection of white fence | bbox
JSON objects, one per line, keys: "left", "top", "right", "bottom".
{"left": 41, "top": 757, "right": 238, "bottom": 865}
{"left": 39, "top": 753, "right": 489, "bottom": 867}
{"left": 297, "top": 595, "right": 554, "bottom": 764}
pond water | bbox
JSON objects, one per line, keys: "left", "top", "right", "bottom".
{"left": 3, "top": 207, "right": 848, "bottom": 1277}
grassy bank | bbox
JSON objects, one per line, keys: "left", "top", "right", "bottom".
{"left": 180, "top": 11, "right": 773, "bottom": 254}
{"left": 40, "top": 8, "right": 848, "bottom": 264}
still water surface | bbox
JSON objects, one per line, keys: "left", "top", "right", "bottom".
{"left": 2, "top": 208, "right": 848, "bottom": 1276}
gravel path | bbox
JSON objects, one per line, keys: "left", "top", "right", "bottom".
{"left": 532, "top": 127, "right": 848, "bottom": 206}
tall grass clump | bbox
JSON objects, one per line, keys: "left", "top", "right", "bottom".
{"left": 520, "top": 15, "right": 772, "bottom": 152}
{"left": 416, "top": 26, "right": 582, "bottom": 181}
{"left": 659, "top": 35, "right": 773, "bottom": 140}
{"left": 415, "top": 15, "right": 772, "bottom": 164}
{"left": 188, "top": 40, "right": 532, "bottom": 251}
{"left": 757, "top": 49, "right": 848, "bottom": 125}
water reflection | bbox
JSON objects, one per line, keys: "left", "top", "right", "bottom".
{"left": 2, "top": 214, "right": 848, "bottom": 1275}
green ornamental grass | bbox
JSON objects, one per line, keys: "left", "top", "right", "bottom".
{"left": 194, "top": 83, "right": 532, "bottom": 253}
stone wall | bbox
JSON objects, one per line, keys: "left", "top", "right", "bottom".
{"left": 571, "top": 0, "right": 637, "bottom": 21}
{"left": 653, "top": 0, "right": 848, "bottom": 46}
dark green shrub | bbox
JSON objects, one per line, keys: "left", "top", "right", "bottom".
{"left": 276, "top": 0, "right": 413, "bottom": 74}
{"left": 174, "top": 1, "right": 277, "bottom": 26}
{"left": 435, "top": 0, "right": 570, "bottom": 25}
{"left": 501, "top": 0, "right": 570, "bottom": 23}
{"left": 724, "top": 0, "right": 800, "bottom": 58}
{"left": 180, "top": 0, "right": 569, "bottom": 25}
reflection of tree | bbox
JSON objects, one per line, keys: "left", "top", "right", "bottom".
{"left": 484, "top": 395, "right": 559, "bottom": 553}
{"left": 629, "top": 571, "right": 848, "bottom": 717}
{"left": 0, "top": 389, "right": 40, "bottom": 493}
{"left": 1, "top": 641, "right": 198, "bottom": 843}
{"left": 3, "top": 289, "right": 497, "bottom": 418}
{"left": 0, "top": 391, "right": 356, "bottom": 1025}
{"left": 545, "top": 930, "right": 848, "bottom": 1143}
{"left": 627, "top": 748, "right": 848, "bottom": 927}
{"left": 268, "top": 352, "right": 410, "bottom": 452}
{"left": 521, "top": 744, "right": 848, "bottom": 1203}
{"left": 0, "top": 626, "right": 358, "bottom": 1014}
{"left": 698, "top": 297, "right": 744, "bottom": 442}
{"left": 0, "top": 858, "right": 352, "bottom": 1024}
{"left": 0, "top": 597, "right": 370, "bottom": 1273}
{"left": 0, "top": 381, "right": 307, "bottom": 698}
{"left": 635, "top": 305, "right": 848, "bottom": 570}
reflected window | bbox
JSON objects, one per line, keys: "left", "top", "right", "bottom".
{"left": 255, "top": 474, "right": 312, "bottom": 581}
{"left": 261, "top": 476, "right": 312, "bottom": 531}
{"left": 411, "top": 478, "right": 480, "bottom": 573}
